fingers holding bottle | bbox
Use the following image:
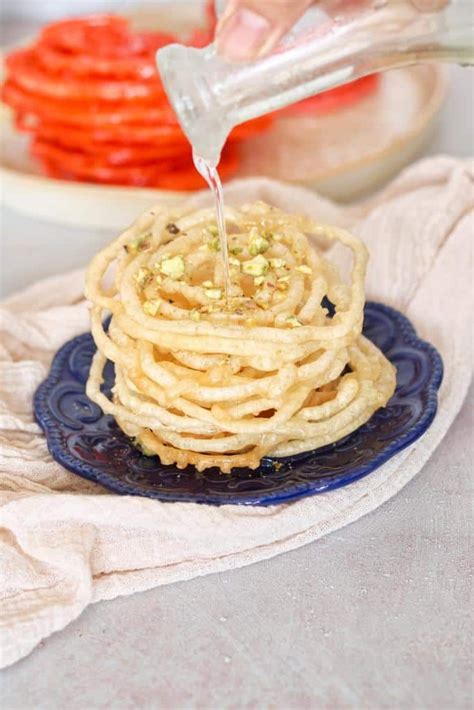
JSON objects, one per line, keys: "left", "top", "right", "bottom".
{"left": 215, "top": 0, "right": 451, "bottom": 63}
{"left": 215, "top": 0, "right": 315, "bottom": 61}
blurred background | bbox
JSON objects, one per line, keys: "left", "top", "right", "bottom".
{"left": 2, "top": 0, "right": 167, "bottom": 21}
{"left": 0, "top": 0, "right": 193, "bottom": 41}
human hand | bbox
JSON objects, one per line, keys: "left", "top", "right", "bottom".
{"left": 216, "top": 0, "right": 449, "bottom": 62}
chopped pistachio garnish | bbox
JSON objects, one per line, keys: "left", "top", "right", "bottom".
{"left": 202, "top": 280, "right": 214, "bottom": 288}
{"left": 159, "top": 255, "right": 185, "bottom": 280}
{"left": 296, "top": 265, "right": 312, "bottom": 275}
{"left": 229, "top": 256, "right": 241, "bottom": 268}
{"left": 249, "top": 240, "right": 269, "bottom": 257}
{"left": 248, "top": 227, "right": 270, "bottom": 256}
{"left": 166, "top": 223, "right": 180, "bottom": 235}
{"left": 189, "top": 309, "right": 201, "bottom": 321}
{"left": 204, "top": 287, "right": 222, "bottom": 300}
{"left": 125, "top": 234, "right": 151, "bottom": 254}
{"left": 269, "top": 258, "right": 286, "bottom": 269}
{"left": 286, "top": 315, "right": 303, "bottom": 328}
{"left": 229, "top": 246, "right": 243, "bottom": 256}
{"left": 134, "top": 267, "right": 152, "bottom": 288}
{"left": 254, "top": 276, "right": 265, "bottom": 287}
{"left": 143, "top": 299, "right": 162, "bottom": 317}
{"left": 207, "top": 235, "right": 220, "bottom": 252}
{"left": 242, "top": 254, "right": 269, "bottom": 277}
{"left": 207, "top": 225, "right": 219, "bottom": 237}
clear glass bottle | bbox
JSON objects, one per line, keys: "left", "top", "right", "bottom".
{"left": 157, "top": 0, "right": 473, "bottom": 166}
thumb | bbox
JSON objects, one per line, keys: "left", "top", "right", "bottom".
{"left": 216, "top": 0, "right": 315, "bottom": 62}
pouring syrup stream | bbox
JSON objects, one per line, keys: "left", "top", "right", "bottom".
{"left": 157, "top": 1, "right": 473, "bottom": 311}
{"left": 193, "top": 152, "right": 232, "bottom": 303}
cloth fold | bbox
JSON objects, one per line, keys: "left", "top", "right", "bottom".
{"left": 0, "top": 156, "right": 472, "bottom": 668}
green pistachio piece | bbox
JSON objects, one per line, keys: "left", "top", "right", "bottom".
{"left": 242, "top": 254, "right": 269, "bottom": 277}
{"left": 269, "top": 258, "right": 286, "bottom": 269}
{"left": 296, "top": 265, "right": 312, "bottom": 275}
{"left": 133, "top": 267, "right": 152, "bottom": 288}
{"left": 142, "top": 299, "right": 162, "bottom": 317}
{"left": 159, "top": 255, "right": 185, "bottom": 280}
{"left": 207, "top": 236, "right": 220, "bottom": 252}
{"left": 204, "top": 288, "right": 222, "bottom": 300}
{"left": 125, "top": 234, "right": 151, "bottom": 254}
{"left": 248, "top": 227, "right": 270, "bottom": 256}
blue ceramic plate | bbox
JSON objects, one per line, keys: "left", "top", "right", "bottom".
{"left": 34, "top": 302, "right": 442, "bottom": 506}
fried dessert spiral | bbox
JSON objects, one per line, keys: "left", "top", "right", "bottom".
{"left": 85, "top": 201, "right": 396, "bottom": 472}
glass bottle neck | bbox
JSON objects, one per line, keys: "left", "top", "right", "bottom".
{"left": 157, "top": 0, "right": 474, "bottom": 165}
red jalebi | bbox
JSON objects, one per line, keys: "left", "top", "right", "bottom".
{"left": 6, "top": 49, "right": 166, "bottom": 101}
{"left": 38, "top": 142, "right": 239, "bottom": 189}
{"left": 1, "top": 8, "right": 268, "bottom": 190}
{"left": 4, "top": 80, "right": 177, "bottom": 128}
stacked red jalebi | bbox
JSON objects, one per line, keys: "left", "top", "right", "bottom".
{"left": 1, "top": 13, "right": 271, "bottom": 190}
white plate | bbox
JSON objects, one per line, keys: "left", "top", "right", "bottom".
{"left": 0, "top": 4, "right": 447, "bottom": 230}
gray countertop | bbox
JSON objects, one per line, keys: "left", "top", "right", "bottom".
{"left": 0, "top": 15, "right": 473, "bottom": 707}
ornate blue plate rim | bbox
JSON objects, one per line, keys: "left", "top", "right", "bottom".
{"left": 34, "top": 302, "right": 443, "bottom": 506}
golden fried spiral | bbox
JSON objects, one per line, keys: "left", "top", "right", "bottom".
{"left": 85, "top": 201, "right": 396, "bottom": 472}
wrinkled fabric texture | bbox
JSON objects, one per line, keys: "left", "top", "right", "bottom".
{"left": 0, "top": 156, "right": 472, "bottom": 668}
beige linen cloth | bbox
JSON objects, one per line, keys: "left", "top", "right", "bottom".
{"left": 0, "top": 156, "right": 472, "bottom": 668}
